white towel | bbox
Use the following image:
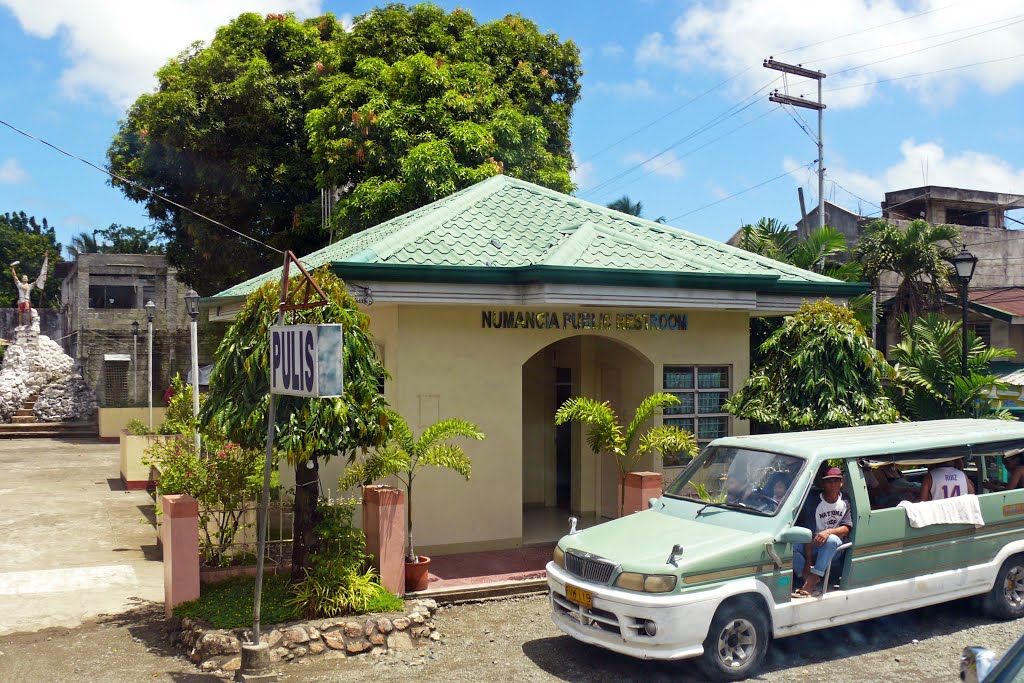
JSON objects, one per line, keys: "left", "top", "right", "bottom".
{"left": 897, "top": 495, "right": 986, "bottom": 528}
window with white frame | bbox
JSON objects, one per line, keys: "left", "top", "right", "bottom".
{"left": 662, "top": 365, "right": 731, "bottom": 466}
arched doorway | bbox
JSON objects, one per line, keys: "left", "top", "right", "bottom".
{"left": 521, "top": 334, "right": 655, "bottom": 544}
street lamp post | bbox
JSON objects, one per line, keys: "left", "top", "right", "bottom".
{"left": 131, "top": 320, "right": 139, "bottom": 405}
{"left": 145, "top": 300, "right": 156, "bottom": 430}
{"left": 950, "top": 246, "right": 978, "bottom": 377}
{"left": 184, "top": 289, "right": 201, "bottom": 456}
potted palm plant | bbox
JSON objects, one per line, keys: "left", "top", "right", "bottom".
{"left": 339, "top": 411, "right": 484, "bottom": 592}
{"left": 555, "top": 392, "right": 697, "bottom": 517}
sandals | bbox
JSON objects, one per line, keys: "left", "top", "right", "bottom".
{"left": 791, "top": 587, "right": 820, "bottom": 598}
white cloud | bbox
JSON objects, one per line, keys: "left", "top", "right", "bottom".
{"left": 0, "top": 158, "right": 28, "bottom": 184}
{"left": 591, "top": 78, "right": 656, "bottom": 98}
{"left": 706, "top": 180, "right": 729, "bottom": 200}
{"left": 571, "top": 153, "right": 597, "bottom": 190}
{"left": 636, "top": 0, "right": 1024, "bottom": 109}
{"left": 600, "top": 42, "right": 624, "bottom": 59}
{"left": 623, "top": 150, "right": 685, "bottom": 179}
{"left": 0, "top": 0, "right": 323, "bottom": 110}
{"left": 808, "top": 139, "right": 1024, "bottom": 213}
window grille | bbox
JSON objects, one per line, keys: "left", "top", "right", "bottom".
{"left": 104, "top": 360, "right": 130, "bottom": 405}
{"left": 662, "top": 365, "right": 731, "bottom": 466}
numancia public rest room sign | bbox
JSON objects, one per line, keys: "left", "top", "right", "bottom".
{"left": 480, "top": 310, "right": 688, "bottom": 332}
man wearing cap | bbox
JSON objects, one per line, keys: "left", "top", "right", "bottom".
{"left": 792, "top": 466, "right": 853, "bottom": 597}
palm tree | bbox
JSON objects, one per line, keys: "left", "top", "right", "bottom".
{"left": 339, "top": 412, "right": 484, "bottom": 563}
{"left": 854, "top": 218, "right": 961, "bottom": 318}
{"left": 888, "top": 313, "right": 1014, "bottom": 420}
{"left": 555, "top": 393, "right": 697, "bottom": 516}
{"left": 66, "top": 231, "right": 101, "bottom": 260}
{"left": 607, "top": 195, "right": 666, "bottom": 223}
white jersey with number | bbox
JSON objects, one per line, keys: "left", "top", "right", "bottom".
{"left": 930, "top": 466, "right": 967, "bottom": 499}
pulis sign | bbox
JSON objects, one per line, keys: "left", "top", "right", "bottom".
{"left": 269, "top": 324, "right": 344, "bottom": 397}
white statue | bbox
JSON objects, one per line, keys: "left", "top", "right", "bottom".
{"left": 10, "top": 251, "right": 47, "bottom": 328}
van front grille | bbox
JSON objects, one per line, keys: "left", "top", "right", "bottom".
{"left": 565, "top": 551, "right": 619, "bottom": 584}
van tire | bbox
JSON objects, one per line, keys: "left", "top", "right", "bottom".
{"left": 985, "top": 555, "right": 1024, "bottom": 620}
{"left": 695, "top": 598, "right": 769, "bottom": 681}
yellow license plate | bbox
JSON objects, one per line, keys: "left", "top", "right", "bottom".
{"left": 565, "top": 583, "right": 592, "bottom": 609}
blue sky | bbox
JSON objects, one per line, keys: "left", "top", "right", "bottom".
{"left": 2, "top": 0, "right": 1024, "bottom": 257}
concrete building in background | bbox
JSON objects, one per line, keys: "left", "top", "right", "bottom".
{"left": 58, "top": 253, "right": 192, "bottom": 411}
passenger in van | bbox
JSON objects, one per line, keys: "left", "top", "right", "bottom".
{"left": 986, "top": 452, "right": 1024, "bottom": 491}
{"left": 920, "top": 460, "right": 975, "bottom": 501}
{"left": 792, "top": 467, "right": 853, "bottom": 597}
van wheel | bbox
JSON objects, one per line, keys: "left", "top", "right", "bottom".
{"left": 985, "top": 556, "right": 1024, "bottom": 620}
{"left": 696, "top": 599, "right": 769, "bottom": 681}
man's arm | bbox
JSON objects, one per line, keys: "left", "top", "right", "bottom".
{"left": 919, "top": 473, "right": 933, "bottom": 501}
{"left": 967, "top": 477, "right": 976, "bottom": 495}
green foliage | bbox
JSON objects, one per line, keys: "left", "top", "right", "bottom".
{"left": 125, "top": 418, "right": 153, "bottom": 436}
{"left": 158, "top": 374, "right": 198, "bottom": 435}
{"left": 339, "top": 411, "right": 483, "bottom": 562}
{"left": 888, "top": 313, "right": 1016, "bottom": 420}
{"left": 201, "top": 268, "right": 389, "bottom": 576}
{"left": 854, "top": 218, "right": 961, "bottom": 318}
{"left": 144, "top": 436, "right": 272, "bottom": 566}
{"left": 606, "top": 195, "right": 665, "bottom": 223}
{"left": 725, "top": 299, "right": 900, "bottom": 431}
{"left": 174, "top": 573, "right": 294, "bottom": 628}
{"left": 554, "top": 393, "right": 697, "bottom": 516}
{"left": 97, "top": 224, "right": 165, "bottom": 254}
{"left": 0, "top": 211, "right": 62, "bottom": 308}
{"left": 108, "top": 7, "right": 581, "bottom": 293}
{"left": 286, "top": 497, "right": 401, "bottom": 619}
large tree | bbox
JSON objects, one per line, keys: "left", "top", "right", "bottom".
{"left": 108, "top": 6, "right": 581, "bottom": 293}
{"left": 854, "top": 218, "right": 961, "bottom": 318}
{"left": 725, "top": 299, "right": 899, "bottom": 431}
{"left": 201, "top": 268, "right": 390, "bottom": 580}
{"left": 0, "top": 212, "right": 63, "bottom": 308}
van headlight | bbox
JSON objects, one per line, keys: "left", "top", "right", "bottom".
{"left": 614, "top": 572, "right": 677, "bottom": 593}
{"left": 553, "top": 546, "right": 565, "bottom": 568}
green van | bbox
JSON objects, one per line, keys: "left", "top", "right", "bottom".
{"left": 546, "top": 419, "right": 1024, "bottom": 680}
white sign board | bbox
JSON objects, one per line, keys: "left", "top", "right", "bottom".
{"left": 270, "top": 324, "right": 344, "bottom": 397}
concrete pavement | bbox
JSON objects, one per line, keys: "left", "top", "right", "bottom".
{"left": 0, "top": 438, "right": 163, "bottom": 635}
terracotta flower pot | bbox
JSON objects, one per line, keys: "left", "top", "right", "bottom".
{"left": 404, "top": 555, "right": 432, "bottom": 592}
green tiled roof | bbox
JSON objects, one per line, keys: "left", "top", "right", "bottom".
{"left": 213, "top": 175, "right": 865, "bottom": 299}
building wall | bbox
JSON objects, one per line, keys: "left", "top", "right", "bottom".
{"left": 311, "top": 303, "right": 751, "bottom": 554}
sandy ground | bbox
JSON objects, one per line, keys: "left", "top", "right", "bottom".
{"left": 0, "top": 593, "right": 1021, "bottom": 682}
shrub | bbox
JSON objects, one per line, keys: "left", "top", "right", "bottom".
{"left": 126, "top": 419, "right": 153, "bottom": 436}
{"left": 158, "top": 374, "right": 197, "bottom": 435}
{"left": 144, "top": 436, "right": 273, "bottom": 566}
{"left": 174, "top": 574, "right": 294, "bottom": 628}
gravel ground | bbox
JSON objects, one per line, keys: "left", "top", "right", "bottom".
{"left": 0, "top": 593, "right": 1020, "bottom": 682}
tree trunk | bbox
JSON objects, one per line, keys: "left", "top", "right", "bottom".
{"left": 290, "top": 455, "right": 321, "bottom": 582}
{"left": 406, "top": 479, "right": 416, "bottom": 563}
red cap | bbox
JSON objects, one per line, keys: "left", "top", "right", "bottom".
{"left": 822, "top": 467, "right": 843, "bottom": 480}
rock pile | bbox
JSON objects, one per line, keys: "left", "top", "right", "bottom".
{"left": 174, "top": 599, "right": 441, "bottom": 673}
{"left": 0, "top": 332, "right": 96, "bottom": 422}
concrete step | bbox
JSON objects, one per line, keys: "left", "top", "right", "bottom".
{"left": 10, "top": 415, "right": 36, "bottom": 424}
{"left": 15, "top": 408, "right": 34, "bottom": 417}
{"left": 0, "top": 421, "right": 98, "bottom": 439}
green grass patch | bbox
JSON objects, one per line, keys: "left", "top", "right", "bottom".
{"left": 173, "top": 573, "right": 404, "bottom": 629}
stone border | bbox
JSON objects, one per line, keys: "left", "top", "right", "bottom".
{"left": 172, "top": 599, "right": 439, "bottom": 673}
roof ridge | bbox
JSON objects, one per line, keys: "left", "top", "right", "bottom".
{"left": 538, "top": 222, "right": 597, "bottom": 266}
{"left": 348, "top": 175, "right": 506, "bottom": 263}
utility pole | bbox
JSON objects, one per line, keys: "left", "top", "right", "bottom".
{"left": 764, "top": 58, "right": 826, "bottom": 229}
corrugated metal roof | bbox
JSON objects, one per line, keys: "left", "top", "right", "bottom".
{"left": 711, "top": 419, "right": 1024, "bottom": 460}
{"left": 214, "top": 175, "right": 858, "bottom": 299}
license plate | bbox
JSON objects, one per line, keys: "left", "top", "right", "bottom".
{"left": 565, "top": 583, "right": 592, "bottom": 609}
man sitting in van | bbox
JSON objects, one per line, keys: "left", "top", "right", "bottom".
{"left": 920, "top": 459, "right": 974, "bottom": 501}
{"left": 793, "top": 467, "right": 852, "bottom": 597}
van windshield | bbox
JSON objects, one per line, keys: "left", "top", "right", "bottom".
{"left": 664, "top": 446, "right": 805, "bottom": 516}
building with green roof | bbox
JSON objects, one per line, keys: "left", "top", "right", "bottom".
{"left": 210, "top": 174, "right": 864, "bottom": 553}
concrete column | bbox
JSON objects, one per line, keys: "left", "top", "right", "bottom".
{"left": 162, "top": 493, "right": 200, "bottom": 617}
{"left": 362, "top": 485, "right": 406, "bottom": 596}
{"left": 622, "top": 471, "right": 663, "bottom": 515}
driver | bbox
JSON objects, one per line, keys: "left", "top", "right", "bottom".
{"left": 792, "top": 467, "right": 852, "bottom": 597}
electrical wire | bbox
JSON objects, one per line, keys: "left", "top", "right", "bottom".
{"left": 0, "top": 117, "right": 284, "bottom": 256}
{"left": 823, "top": 52, "right": 1024, "bottom": 95}
{"left": 668, "top": 160, "right": 817, "bottom": 222}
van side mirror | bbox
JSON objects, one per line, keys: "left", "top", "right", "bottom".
{"left": 776, "top": 526, "right": 812, "bottom": 544}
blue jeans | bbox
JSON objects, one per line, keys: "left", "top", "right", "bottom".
{"left": 793, "top": 534, "right": 845, "bottom": 580}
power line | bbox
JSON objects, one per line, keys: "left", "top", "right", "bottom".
{"left": 0, "top": 117, "right": 284, "bottom": 256}
{"left": 824, "top": 52, "right": 1024, "bottom": 95}
{"left": 668, "top": 160, "right": 816, "bottom": 222}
